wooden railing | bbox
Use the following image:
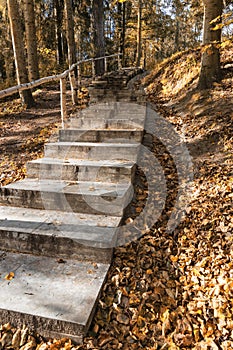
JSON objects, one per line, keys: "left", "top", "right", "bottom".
{"left": 0, "top": 53, "right": 122, "bottom": 128}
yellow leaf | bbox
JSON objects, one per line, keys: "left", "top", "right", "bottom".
{"left": 170, "top": 255, "right": 178, "bottom": 262}
{"left": 4, "top": 272, "right": 15, "bottom": 280}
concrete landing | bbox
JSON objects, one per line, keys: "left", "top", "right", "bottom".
{"left": 0, "top": 250, "right": 110, "bottom": 342}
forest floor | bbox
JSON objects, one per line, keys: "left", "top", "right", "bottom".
{"left": 0, "top": 44, "right": 233, "bottom": 349}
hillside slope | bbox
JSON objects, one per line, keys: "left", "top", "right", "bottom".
{"left": 0, "top": 43, "right": 232, "bottom": 349}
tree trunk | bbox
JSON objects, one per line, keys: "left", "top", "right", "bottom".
{"left": 92, "top": 0, "right": 105, "bottom": 75}
{"left": 136, "top": 0, "right": 142, "bottom": 67}
{"left": 23, "top": 0, "right": 39, "bottom": 81}
{"left": 64, "top": 0, "right": 76, "bottom": 67}
{"left": 54, "top": 0, "right": 65, "bottom": 66}
{"left": 64, "top": 0, "right": 77, "bottom": 104}
{"left": 117, "top": 2, "right": 126, "bottom": 68}
{"left": 7, "top": 0, "right": 34, "bottom": 107}
{"left": 198, "top": 0, "right": 224, "bottom": 89}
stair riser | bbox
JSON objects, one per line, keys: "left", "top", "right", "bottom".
{"left": 0, "top": 229, "right": 113, "bottom": 264}
{"left": 0, "top": 188, "right": 132, "bottom": 216}
{"left": 44, "top": 144, "right": 139, "bottom": 161}
{"left": 0, "top": 309, "right": 84, "bottom": 344}
{"left": 80, "top": 110, "right": 114, "bottom": 119}
{"left": 66, "top": 118, "right": 144, "bottom": 130}
{"left": 27, "top": 163, "right": 136, "bottom": 183}
{"left": 59, "top": 129, "right": 143, "bottom": 143}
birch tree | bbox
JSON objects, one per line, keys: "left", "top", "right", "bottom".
{"left": 135, "top": 0, "right": 142, "bottom": 67}
{"left": 64, "top": 0, "right": 77, "bottom": 104}
{"left": 7, "top": 0, "right": 34, "bottom": 107}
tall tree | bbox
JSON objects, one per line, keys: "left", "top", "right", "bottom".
{"left": 23, "top": 0, "right": 40, "bottom": 81}
{"left": 117, "top": 1, "right": 126, "bottom": 67}
{"left": 54, "top": 0, "right": 65, "bottom": 66}
{"left": 198, "top": 0, "right": 224, "bottom": 89}
{"left": 64, "top": 0, "right": 76, "bottom": 67}
{"left": 92, "top": 0, "right": 105, "bottom": 75}
{"left": 64, "top": 0, "right": 77, "bottom": 104}
{"left": 7, "top": 0, "right": 34, "bottom": 107}
{"left": 135, "top": 0, "right": 142, "bottom": 66}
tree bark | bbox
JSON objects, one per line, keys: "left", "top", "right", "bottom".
{"left": 92, "top": 0, "right": 105, "bottom": 75}
{"left": 64, "top": 0, "right": 76, "bottom": 67}
{"left": 117, "top": 2, "right": 126, "bottom": 68}
{"left": 136, "top": 0, "right": 142, "bottom": 67}
{"left": 54, "top": 0, "right": 65, "bottom": 66}
{"left": 7, "top": 0, "right": 34, "bottom": 107}
{"left": 64, "top": 0, "right": 77, "bottom": 104}
{"left": 23, "top": 0, "right": 39, "bottom": 81}
{"left": 198, "top": 0, "right": 224, "bottom": 89}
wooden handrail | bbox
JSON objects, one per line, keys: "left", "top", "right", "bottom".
{"left": 0, "top": 53, "right": 122, "bottom": 127}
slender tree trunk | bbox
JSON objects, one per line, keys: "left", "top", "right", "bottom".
{"left": 23, "top": 0, "right": 39, "bottom": 81}
{"left": 2, "top": 8, "right": 15, "bottom": 84}
{"left": 117, "top": 2, "right": 126, "bottom": 67}
{"left": 198, "top": 0, "right": 224, "bottom": 89}
{"left": 64, "top": 0, "right": 76, "bottom": 67}
{"left": 64, "top": 0, "right": 77, "bottom": 104}
{"left": 7, "top": 0, "right": 34, "bottom": 107}
{"left": 54, "top": 0, "right": 65, "bottom": 66}
{"left": 93, "top": 0, "right": 105, "bottom": 75}
{"left": 136, "top": 0, "right": 142, "bottom": 67}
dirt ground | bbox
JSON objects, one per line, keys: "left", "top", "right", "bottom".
{"left": 0, "top": 85, "right": 83, "bottom": 186}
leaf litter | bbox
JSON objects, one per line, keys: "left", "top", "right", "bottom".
{"left": 0, "top": 46, "right": 233, "bottom": 349}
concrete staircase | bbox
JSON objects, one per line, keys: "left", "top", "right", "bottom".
{"left": 0, "top": 71, "right": 146, "bottom": 343}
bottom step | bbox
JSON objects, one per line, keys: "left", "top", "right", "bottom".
{"left": 0, "top": 250, "right": 109, "bottom": 343}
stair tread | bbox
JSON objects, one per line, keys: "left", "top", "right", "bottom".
{"left": 0, "top": 218, "right": 117, "bottom": 246}
{"left": 0, "top": 250, "right": 110, "bottom": 336}
{"left": 46, "top": 141, "right": 140, "bottom": 146}
{"left": 3, "top": 178, "right": 131, "bottom": 196}
{"left": 29, "top": 157, "right": 135, "bottom": 167}
{"left": 0, "top": 206, "right": 121, "bottom": 227}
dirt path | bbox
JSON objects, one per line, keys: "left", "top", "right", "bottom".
{"left": 0, "top": 85, "right": 83, "bottom": 186}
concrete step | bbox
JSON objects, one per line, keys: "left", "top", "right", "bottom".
{"left": 59, "top": 129, "right": 144, "bottom": 143}
{"left": 0, "top": 179, "right": 133, "bottom": 216}
{"left": 44, "top": 142, "right": 140, "bottom": 161}
{"left": 0, "top": 206, "right": 121, "bottom": 227}
{"left": 0, "top": 210, "right": 118, "bottom": 263}
{"left": 65, "top": 117, "right": 144, "bottom": 130}
{"left": 78, "top": 108, "right": 144, "bottom": 119}
{"left": 88, "top": 101, "right": 146, "bottom": 113}
{"left": 0, "top": 250, "right": 110, "bottom": 343}
{"left": 27, "top": 158, "right": 136, "bottom": 183}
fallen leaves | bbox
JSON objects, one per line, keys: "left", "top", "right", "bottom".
{"left": 4, "top": 271, "right": 15, "bottom": 280}
{"left": 0, "top": 49, "right": 232, "bottom": 349}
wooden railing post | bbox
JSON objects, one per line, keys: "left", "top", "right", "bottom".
{"left": 104, "top": 57, "right": 107, "bottom": 73}
{"left": 69, "top": 70, "right": 78, "bottom": 105}
{"left": 92, "top": 59, "right": 95, "bottom": 78}
{"left": 118, "top": 54, "right": 122, "bottom": 70}
{"left": 77, "top": 63, "right": 81, "bottom": 92}
{"left": 60, "top": 77, "right": 67, "bottom": 129}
